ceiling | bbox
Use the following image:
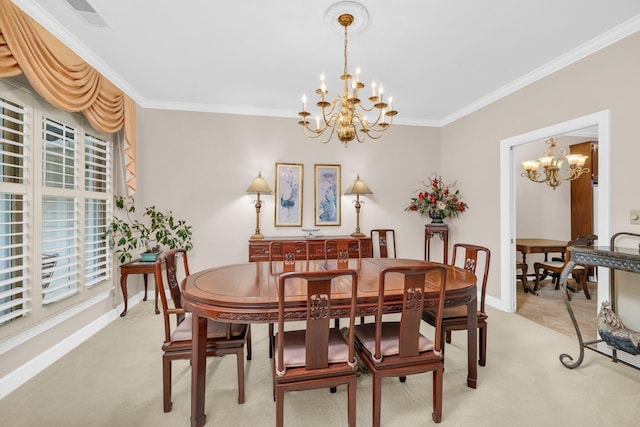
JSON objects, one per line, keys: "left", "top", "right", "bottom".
{"left": 12, "top": 0, "right": 640, "bottom": 126}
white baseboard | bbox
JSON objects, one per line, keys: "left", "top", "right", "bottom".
{"left": 485, "top": 293, "right": 510, "bottom": 312}
{"left": 0, "top": 291, "right": 147, "bottom": 400}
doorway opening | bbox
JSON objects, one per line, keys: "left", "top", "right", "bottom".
{"left": 499, "top": 110, "right": 611, "bottom": 313}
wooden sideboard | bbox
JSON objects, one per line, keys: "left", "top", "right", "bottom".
{"left": 248, "top": 235, "right": 372, "bottom": 262}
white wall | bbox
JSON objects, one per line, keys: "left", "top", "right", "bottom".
{"left": 441, "top": 31, "right": 640, "bottom": 312}
{"left": 136, "top": 111, "right": 443, "bottom": 273}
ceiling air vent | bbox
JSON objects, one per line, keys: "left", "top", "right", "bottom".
{"left": 66, "top": 0, "right": 109, "bottom": 28}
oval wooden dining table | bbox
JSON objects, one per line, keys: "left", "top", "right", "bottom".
{"left": 181, "top": 257, "right": 478, "bottom": 427}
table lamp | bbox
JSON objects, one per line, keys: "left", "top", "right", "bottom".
{"left": 344, "top": 174, "right": 373, "bottom": 237}
{"left": 246, "top": 172, "right": 273, "bottom": 240}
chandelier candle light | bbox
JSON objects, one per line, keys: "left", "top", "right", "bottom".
{"left": 521, "top": 137, "right": 589, "bottom": 190}
{"left": 298, "top": 11, "right": 398, "bottom": 146}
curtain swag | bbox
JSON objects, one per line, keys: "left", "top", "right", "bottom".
{"left": 0, "top": 0, "right": 136, "bottom": 195}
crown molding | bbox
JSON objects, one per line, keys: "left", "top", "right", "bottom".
{"left": 440, "top": 14, "right": 640, "bottom": 126}
{"left": 11, "top": 1, "right": 640, "bottom": 128}
{"left": 10, "top": 0, "right": 147, "bottom": 103}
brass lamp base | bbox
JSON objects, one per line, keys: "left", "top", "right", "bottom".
{"left": 351, "top": 232, "right": 365, "bottom": 238}
{"left": 250, "top": 233, "right": 265, "bottom": 240}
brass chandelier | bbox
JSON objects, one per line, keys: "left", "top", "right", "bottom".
{"left": 298, "top": 13, "right": 397, "bottom": 146}
{"left": 521, "top": 137, "right": 589, "bottom": 190}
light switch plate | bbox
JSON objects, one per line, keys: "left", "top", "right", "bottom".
{"left": 631, "top": 210, "right": 640, "bottom": 225}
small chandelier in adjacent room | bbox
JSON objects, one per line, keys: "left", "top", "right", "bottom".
{"left": 521, "top": 137, "right": 590, "bottom": 190}
{"left": 298, "top": 5, "right": 397, "bottom": 146}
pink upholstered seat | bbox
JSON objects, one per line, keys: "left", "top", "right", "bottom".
{"left": 355, "top": 265, "right": 448, "bottom": 426}
{"left": 355, "top": 322, "right": 434, "bottom": 356}
{"left": 155, "top": 249, "right": 251, "bottom": 412}
{"left": 273, "top": 269, "right": 359, "bottom": 427}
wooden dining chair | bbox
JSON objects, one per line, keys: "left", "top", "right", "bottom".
{"left": 354, "top": 264, "right": 447, "bottom": 425}
{"left": 324, "top": 238, "right": 362, "bottom": 328}
{"left": 274, "top": 269, "right": 359, "bottom": 427}
{"left": 370, "top": 229, "right": 397, "bottom": 258}
{"left": 268, "top": 240, "right": 310, "bottom": 358}
{"left": 154, "top": 248, "right": 251, "bottom": 412}
{"left": 268, "top": 240, "right": 310, "bottom": 273}
{"left": 422, "top": 243, "right": 491, "bottom": 366}
{"left": 324, "top": 238, "right": 362, "bottom": 269}
{"left": 533, "top": 236, "right": 594, "bottom": 300}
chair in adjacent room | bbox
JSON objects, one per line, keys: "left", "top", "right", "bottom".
{"left": 41, "top": 252, "right": 58, "bottom": 289}
{"left": 421, "top": 243, "right": 491, "bottom": 366}
{"left": 516, "top": 261, "right": 528, "bottom": 292}
{"left": 354, "top": 265, "right": 447, "bottom": 425}
{"left": 370, "top": 229, "right": 397, "bottom": 258}
{"left": 154, "top": 248, "right": 251, "bottom": 412}
{"left": 533, "top": 236, "right": 594, "bottom": 300}
{"left": 273, "top": 269, "right": 359, "bottom": 427}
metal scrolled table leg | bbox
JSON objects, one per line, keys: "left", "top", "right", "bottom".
{"left": 558, "top": 259, "right": 585, "bottom": 368}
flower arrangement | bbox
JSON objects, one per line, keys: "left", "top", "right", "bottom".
{"left": 405, "top": 174, "right": 468, "bottom": 222}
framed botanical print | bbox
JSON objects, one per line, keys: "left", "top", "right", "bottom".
{"left": 275, "top": 162, "right": 303, "bottom": 227}
{"left": 314, "top": 164, "right": 341, "bottom": 226}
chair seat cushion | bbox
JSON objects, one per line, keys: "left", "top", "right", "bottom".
{"left": 171, "top": 313, "right": 246, "bottom": 342}
{"left": 354, "top": 322, "right": 434, "bottom": 357}
{"left": 424, "top": 306, "right": 486, "bottom": 322}
{"left": 274, "top": 328, "right": 350, "bottom": 368}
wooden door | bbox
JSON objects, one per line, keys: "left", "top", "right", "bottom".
{"left": 570, "top": 141, "right": 597, "bottom": 240}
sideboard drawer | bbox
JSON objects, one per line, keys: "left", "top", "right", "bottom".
{"left": 248, "top": 236, "right": 371, "bottom": 262}
{"left": 248, "top": 242, "right": 271, "bottom": 262}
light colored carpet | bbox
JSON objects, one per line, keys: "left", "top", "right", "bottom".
{"left": 2, "top": 301, "right": 640, "bottom": 426}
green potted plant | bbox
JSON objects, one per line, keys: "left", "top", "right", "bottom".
{"left": 105, "top": 196, "right": 193, "bottom": 263}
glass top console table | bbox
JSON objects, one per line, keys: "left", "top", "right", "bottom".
{"left": 559, "top": 232, "right": 640, "bottom": 369}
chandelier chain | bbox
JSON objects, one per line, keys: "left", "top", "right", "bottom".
{"left": 297, "top": 12, "right": 398, "bottom": 146}
{"left": 343, "top": 23, "right": 348, "bottom": 79}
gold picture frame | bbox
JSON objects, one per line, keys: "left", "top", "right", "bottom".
{"left": 275, "top": 162, "right": 303, "bottom": 227}
{"left": 314, "top": 164, "right": 341, "bottom": 226}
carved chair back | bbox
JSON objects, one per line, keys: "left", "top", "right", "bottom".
{"left": 451, "top": 243, "right": 491, "bottom": 312}
{"left": 269, "top": 241, "right": 310, "bottom": 273}
{"left": 155, "top": 248, "right": 190, "bottom": 342}
{"left": 373, "top": 265, "right": 447, "bottom": 360}
{"left": 324, "top": 239, "right": 362, "bottom": 269}
{"left": 276, "top": 269, "right": 358, "bottom": 374}
{"left": 370, "top": 229, "right": 397, "bottom": 258}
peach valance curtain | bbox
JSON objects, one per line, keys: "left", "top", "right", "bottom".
{"left": 0, "top": 0, "right": 136, "bottom": 195}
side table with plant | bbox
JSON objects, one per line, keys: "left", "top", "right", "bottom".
{"left": 105, "top": 196, "right": 193, "bottom": 263}
{"left": 405, "top": 174, "right": 468, "bottom": 223}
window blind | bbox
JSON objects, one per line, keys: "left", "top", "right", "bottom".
{"left": 42, "top": 117, "right": 76, "bottom": 189}
{"left": 41, "top": 196, "right": 79, "bottom": 304}
{"left": 0, "top": 194, "right": 28, "bottom": 324}
{"left": 0, "top": 96, "right": 28, "bottom": 324}
{"left": 84, "top": 134, "right": 109, "bottom": 193}
{"left": 84, "top": 198, "right": 107, "bottom": 288}
{"left": 0, "top": 98, "right": 26, "bottom": 185}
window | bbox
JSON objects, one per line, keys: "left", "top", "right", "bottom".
{"left": 0, "top": 79, "right": 113, "bottom": 336}
{"left": 0, "top": 96, "right": 28, "bottom": 326}
{"left": 84, "top": 134, "right": 110, "bottom": 289}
